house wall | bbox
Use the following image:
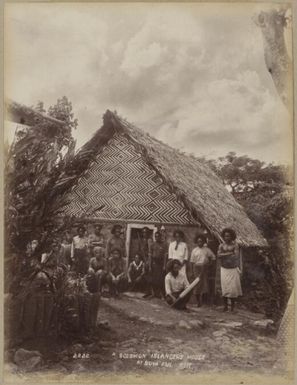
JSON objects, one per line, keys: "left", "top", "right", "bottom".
{"left": 62, "top": 133, "right": 199, "bottom": 225}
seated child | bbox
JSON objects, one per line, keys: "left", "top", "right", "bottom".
{"left": 127, "top": 254, "right": 145, "bottom": 291}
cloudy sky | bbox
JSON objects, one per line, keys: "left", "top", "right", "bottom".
{"left": 5, "top": 3, "right": 293, "bottom": 164}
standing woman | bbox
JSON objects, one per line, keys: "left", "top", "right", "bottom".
{"left": 217, "top": 228, "right": 242, "bottom": 311}
{"left": 190, "top": 234, "right": 216, "bottom": 307}
{"left": 168, "top": 230, "right": 189, "bottom": 277}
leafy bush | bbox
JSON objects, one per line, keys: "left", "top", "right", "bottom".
{"left": 5, "top": 97, "right": 77, "bottom": 291}
{"left": 200, "top": 152, "right": 293, "bottom": 320}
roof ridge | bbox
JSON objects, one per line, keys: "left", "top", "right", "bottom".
{"left": 112, "top": 112, "right": 218, "bottom": 167}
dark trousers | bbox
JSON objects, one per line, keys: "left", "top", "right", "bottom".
{"left": 129, "top": 275, "right": 146, "bottom": 292}
{"left": 74, "top": 249, "right": 89, "bottom": 275}
{"left": 165, "top": 290, "right": 192, "bottom": 309}
{"left": 151, "top": 261, "right": 164, "bottom": 296}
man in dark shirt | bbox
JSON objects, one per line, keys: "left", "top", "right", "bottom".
{"left": 149, "top": 231, "right": 167, "bottom": 298}
{"left": 136, "top": 227, "right": 153, "bottom": 297}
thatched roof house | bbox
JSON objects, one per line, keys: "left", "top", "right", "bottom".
{"left": 57, "top": 110, "right": 267, "bottom": 249}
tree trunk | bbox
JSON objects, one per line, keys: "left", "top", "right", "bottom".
{"left": 254, "top": 7, "right": 292, "bottom": 109}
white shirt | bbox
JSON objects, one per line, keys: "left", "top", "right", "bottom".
{"left": 168, "top": 241, "right": 188, "bottom": 263}
{"left": 165, "top": 272, "right": 190, "bottom": 295}
{"left": 71, "top": 235, "right": 89, "bottom": 260}
{"left": 190, "top": 246, "right": 216, "bottom": 265}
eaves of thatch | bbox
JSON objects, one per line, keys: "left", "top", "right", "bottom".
{"left": 5, "top": 99, "right": 65, "bottom": 127}
{"left": 54, "top": 110, "right": 267, "bottom": 248}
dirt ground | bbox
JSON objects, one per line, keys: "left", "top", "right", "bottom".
{"left": 5, "top": 291, "right": 289, "bottom": 382}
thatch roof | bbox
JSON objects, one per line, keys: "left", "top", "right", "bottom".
{"left": 5, "top": 99, "right": 65, "bottom": 127}
{"left": 55, "top": 110, "right": 267, "bottom": 247}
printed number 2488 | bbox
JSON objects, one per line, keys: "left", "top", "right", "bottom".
{"left": 73, "top": 353, "right": 90, "bottom": 359}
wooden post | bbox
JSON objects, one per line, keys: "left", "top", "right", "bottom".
{"left": 239, "top": 247, "right": 243, "bottom": 273}
{"left": 171, "top": 277, "right": 200, "bottom": 307}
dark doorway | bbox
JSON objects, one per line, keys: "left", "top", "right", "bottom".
{"left": 128, "top": 227, "right": 154, "bottom": 264}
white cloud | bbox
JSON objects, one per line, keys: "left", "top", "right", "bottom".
{"left": 156, "top": 70, "right": 291, "bottom": 163}
{"left": 5, "top": 3, "right": 293, "bottom": 165}
{"left": 121, "top": 42, "right": 166, "bottom": 77}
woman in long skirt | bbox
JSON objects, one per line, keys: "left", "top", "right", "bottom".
{"left": 217, "top": 228, "right": 242, "bottom": 311}
{"left": 190, "top": 234, "right": 216, "bottom": 307}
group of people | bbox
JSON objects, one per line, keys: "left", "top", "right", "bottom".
{"left": 164, "top": 228, "right": 242, "bottom": 311}
{"left": 22, "top": 224, "right": 243, "bottom": 312}
{"left": 62, "top": 224, "right": 127, "bottom": 296}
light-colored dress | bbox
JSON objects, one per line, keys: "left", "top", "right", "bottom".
{"left": 190, "top": 246, "right": 215, "bottom": 295}
{"left": 218, "top": 242, "right": 242, "bottom": 298}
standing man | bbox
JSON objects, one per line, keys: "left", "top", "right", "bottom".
{"left": 61, "top": 231, "right": 73, "bottom": 268}
{"left": 148, "top": 231, "right": 167, "bottom": 298}
{"left": 106, "top": 224, "right": 126, "bottom": 259}
{"left": 136, "top": 227, "right": 152, "bottom": 263}
{"left": 88, "top": 225, "right": 105, "bottom": 256}
{"left": 165, "top": 259, "right": 191, "bottom": 310}
{"left": 136, "top": 227, "right": 153, "bottom": 297}
{"left": 71, "top": 226, "right": 90, "bottom": 274}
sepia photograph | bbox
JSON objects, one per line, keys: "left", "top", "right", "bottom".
{"left": 3, "top": 2, "right": 295, "bottom": 384}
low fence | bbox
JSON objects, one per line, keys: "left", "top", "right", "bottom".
{"left": 5, "top": 291, "right": 100, "bottom": 346}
